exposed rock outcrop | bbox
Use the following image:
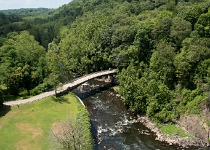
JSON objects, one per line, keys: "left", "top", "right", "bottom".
{"left": 178, "top": 114, "right": 209, "bottom": 147}
{"left": 176, "top": 101, "right": 210, "bottom": 147}
{"left": 137, "top": 115, "right": 206, "bottom": 148}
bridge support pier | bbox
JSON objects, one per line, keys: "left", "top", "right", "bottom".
{"left": 106, "top": 75, "right": 115, "bottom": 83}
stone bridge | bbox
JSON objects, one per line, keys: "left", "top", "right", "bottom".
{"left": 3, "top": 69, "right": 116, "bottom": 106}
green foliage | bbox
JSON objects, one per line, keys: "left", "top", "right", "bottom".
{"left": 0, "top": 8, "right": 53, "bottom": 17}
{"left": 29, "top": 83, "right": 51, "bottom": 96}
{"left": 134, "top": 21, "right": 154, "bottom": 63}
{"left": 195, "top": 59, "right": 210, "bottom": 91}
{"left": 174, "top": 37, "right": 210, "bottom": 89}
{"left": 45, "top": 42, "right": 72, "bottom": 95}
{"left": 146, "top": 80, "right": 174, "bottom": 122}
{"left": 186, "top": 95, "right": 204, "bottom": 114}
{"left": 1, "top": 0, "right": 210, "bottom": 125}
{"left": 170, "top": 17, "right": 192, "bottom": 48}
{"left": 149, "top": 42, "right": 176, "bottom": 89}
{"left": 176, "top": 88, "right": 205, "bottom": 115}
{"left": 52, "top": 109, "right": 92, "bottom": 150}
{"left": 18, "top": 89, "right": 29, "bottom": 98}
{"left": 152, "top": 17, "right": 172, "bottom": 42}
{"left": 0, "top": 31, "right": 47, "bottom": 95}
{"left": 195, "top": 10, "right": 210, "bottom": 37}
{"left": 117, "top": 63, "right": 147, "bottom": 112}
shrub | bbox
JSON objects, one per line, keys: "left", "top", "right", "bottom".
{"left": 30, "top": 83, "right": 51, "bottom": 96}
{"left": 19, "top": 89, "right": 28, "bottom": 98}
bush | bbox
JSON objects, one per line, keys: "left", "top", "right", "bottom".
{"left": 177, "top": 88, "right": 204, "bottom": 114}
{"left": 29, "top": 88, "right": 41, "bottom": 96}
{"left": 19, "top": 89, "right": 28, "bottom": 98}
{"left": 186, "top": 95, "right": 204, "bottom": 114}
{"left": 30, "top": 83, "right": 51, "bottom": 96}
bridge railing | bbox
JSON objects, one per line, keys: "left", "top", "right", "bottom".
{"left": 56, "top": 69, "right": 117, "bottom": 97}
{"left": 66, "top": 69, "right": 117, "bottom": 84}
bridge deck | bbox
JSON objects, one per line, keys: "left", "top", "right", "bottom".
{"left": 3, "top": 69, "right": 116, "bottom": 106}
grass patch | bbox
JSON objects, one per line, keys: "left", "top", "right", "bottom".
{"left": 0, "top": 93, "right": 89, "bottom": 150}
{"left": 161, "top": 124, "right": 190, "bottom": 138}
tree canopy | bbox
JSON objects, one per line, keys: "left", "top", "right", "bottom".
{"left": 1, "top": 0, "right": 210, "bottom": 123}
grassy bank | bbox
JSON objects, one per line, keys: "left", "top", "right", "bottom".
{"left": 0, "top": 93, "right": 90, "bottom": 150}
{"left": 160, "top": 124, "right": 190, "bottom": 138}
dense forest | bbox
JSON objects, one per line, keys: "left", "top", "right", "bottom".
{"left": 0, "top": 8, "right": 53, "bottom": 17}
{"left": 1, "top": 0, "right": 210, "bottom": 124}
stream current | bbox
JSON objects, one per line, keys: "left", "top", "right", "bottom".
{"left": 73, "top": 79, "right": 201, "bottom": 150}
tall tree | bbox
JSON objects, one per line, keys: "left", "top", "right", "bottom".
{"left": 170, "top": 17, "right": 192, "bottom": 49}
{"left": 0, "top": 31, "right": 46, "bottom": 95}
{"left": 149, "top": 42, "right": 176, "bottom": 89}
{"left": 45, "top": 42, "right": 72, "bottom": 96}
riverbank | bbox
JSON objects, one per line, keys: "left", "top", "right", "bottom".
{"left": 111, "top": 87, "right": 208, "bottom": 148}
{"left": 136, "top": 115, "right": 206, "bottom": 148}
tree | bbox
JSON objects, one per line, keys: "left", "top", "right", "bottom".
{"left": 195, "top": 12, "right": 210, "bottom": 38}
{"left": 170, "top": 17, "right": 192, "bottom": 49}
{"left": 146, "top": 80, "right": 173, "bottom": 122}
{"left": 183, "top": 5, "right": 202, "bottom": 29}
{"left": 149, "top": 42, "right": 176, "bottom": 89}
{"left": 152, "top": 17, "right": 172, "bottom": 42}
{"left": 134, "top": 21, "right": 154, "bottom": 63}
{"left": 45, "top": 42, "right": 72, "bottom": 96}
{"left": 52, "top": 110, "right": 92, "bottom": 150}
{"left": 117, "top": 62, "right": 147, "bottom": 112}
{"left": 194, "top": 59, "right": 210, "bottom": 92}
{"left": 174, "top": 37, "right": 210, "bottom": 89}
{"left": 0, "top": 31, "right": 46, "bottom": 95}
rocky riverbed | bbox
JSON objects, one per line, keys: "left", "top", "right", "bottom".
{"left": 136, "top": 115, "right": 208, "bottom": 148}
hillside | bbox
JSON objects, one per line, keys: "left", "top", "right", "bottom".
{"left": 1, "top": 0, "right": 210, "bottom": 147}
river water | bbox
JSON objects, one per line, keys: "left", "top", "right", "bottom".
{"left": 73, "top": 80, "right": 200, "bottom": 150}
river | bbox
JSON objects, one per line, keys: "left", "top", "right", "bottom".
{"left": 73, "top": 79, "right": 201, "bottom": 150}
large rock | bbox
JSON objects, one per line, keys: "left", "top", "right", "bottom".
{"left": 178, "top": 101, "right": 210, "bottom": 146}
{"left": 179, "top": 114, "right": 209, "bottom": 145}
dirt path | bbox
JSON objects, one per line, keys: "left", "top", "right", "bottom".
{"left": 3, "top": 69, "right": 116, "bottom": 106}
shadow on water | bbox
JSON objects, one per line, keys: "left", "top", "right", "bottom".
{"left": 0, "top": 105, "right": 11, "bottom": 117}
{"left": 90, "top": 120, "right": 100, "bottom": 150}
{"left": 51, "top": 96, "right": 70, "bottom": 104}
{"left": 73, "top": 83, "right": 115, "bottom": 100}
